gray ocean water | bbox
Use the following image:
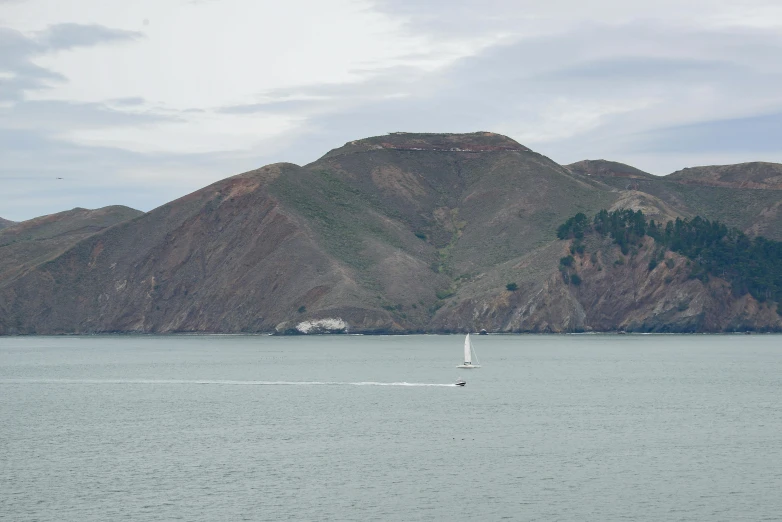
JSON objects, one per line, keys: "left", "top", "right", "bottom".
{"left": 1, "top": 334, "right": 781, "bottom": 521}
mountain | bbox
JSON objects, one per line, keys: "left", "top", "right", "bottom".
{"left": 567, "top": 159, "right": 656, "bottom": 180}
{"left": 0, "top": 133, "right": 780, "bottom": 334}
{"left": 0, "top": 217, "right": 15, "bottom": 230}
{"left": 0, "top": 206, "right": 142, "bottom": 288}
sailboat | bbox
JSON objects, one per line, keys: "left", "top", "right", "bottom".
{"left": 457, "top": 333, "right": 480, "bottom": 368}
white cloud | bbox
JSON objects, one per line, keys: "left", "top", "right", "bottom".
{"left": 8, "top": 0, "right": 442, "bottom": 108}
{"left": 509, "top": 98, "right": 660, "bottom": 144}
{"left": 65, "top": 110, "right": 301, "bottom": 154}
{"left": 708, "top": 4, "right": 782, "bottom": 29}
{"left": 2, "top": 0, "right": 782, "bottom": 220}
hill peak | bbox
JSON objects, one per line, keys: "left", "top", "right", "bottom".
{"left": 567, "top": 159, "right": 655, "bottom": 180}
{"left": 320, "top": 132, "right": 529, "bottom": 160}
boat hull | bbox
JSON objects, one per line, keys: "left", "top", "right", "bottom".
{"left": 456, "top": 364, "right": 480, "bottom": 368}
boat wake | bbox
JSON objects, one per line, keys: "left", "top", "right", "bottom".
{"left": 0, "top": 379, "right": 458, "bottom": 387}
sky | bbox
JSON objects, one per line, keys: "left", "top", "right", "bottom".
{"left": 2, "top": 0, "right": 782, "bottom": 221}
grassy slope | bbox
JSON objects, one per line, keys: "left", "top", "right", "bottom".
{"left": 594, "top": 176, "right": 782, "bottom": 240}
{"left": 271, "top": 149, "right": 456, "bottom": 324}
{"left": 448, "top": 151, "right": 616, "bottom": 274}
{"left": 279, "top": 135, "right": 620, "bottom": 326}
{"left": 666, "top": 162, "right": 782, "bottom": 189}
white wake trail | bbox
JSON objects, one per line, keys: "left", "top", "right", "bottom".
{"left": 0, "top": 379, "right": 458, "bottom": 387}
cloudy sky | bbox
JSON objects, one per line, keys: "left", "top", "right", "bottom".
{"left": 2, "top": 0, "right": 782, "bottom": 221}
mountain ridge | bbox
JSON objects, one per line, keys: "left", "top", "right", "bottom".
{"left": 1, "top": 133, "right": 780, "bottom": 334}
{"left": 319, "top": 132, "right": 531, "bottom": 161}
{"left": 666, "top": 162, "right": 782, "bottom": 190}
{"left": 0, "top": 206, "right": 143, "bottom": 288}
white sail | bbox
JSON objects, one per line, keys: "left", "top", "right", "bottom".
{"left": 457, "top": 333, "right": 479, "bottom": 368}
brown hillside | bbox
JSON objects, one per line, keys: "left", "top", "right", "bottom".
{"left": 666, "top": 162, "right": 782, "bottom": 190}
{"left": 430, "top": 236, "right": 781, "bottom": 333}
{"left": 0, "top": 206, "right": 142, "bottom": 287}
{"left": 567, "top": 159, "right": 656, "bottom": 181}
{"left": 0, "top": 165, "right": 395, "bottom": 334}
{"left": 1, "top": 133, "right": 780, "bottom": 334}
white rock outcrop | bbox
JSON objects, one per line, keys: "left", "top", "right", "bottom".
{"left": 295, "top": 318, "right": 349, "bottom": 334}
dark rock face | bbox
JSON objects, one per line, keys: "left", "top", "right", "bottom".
{"left": 1, "top": 133, "right": 781, "bottom": 335}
